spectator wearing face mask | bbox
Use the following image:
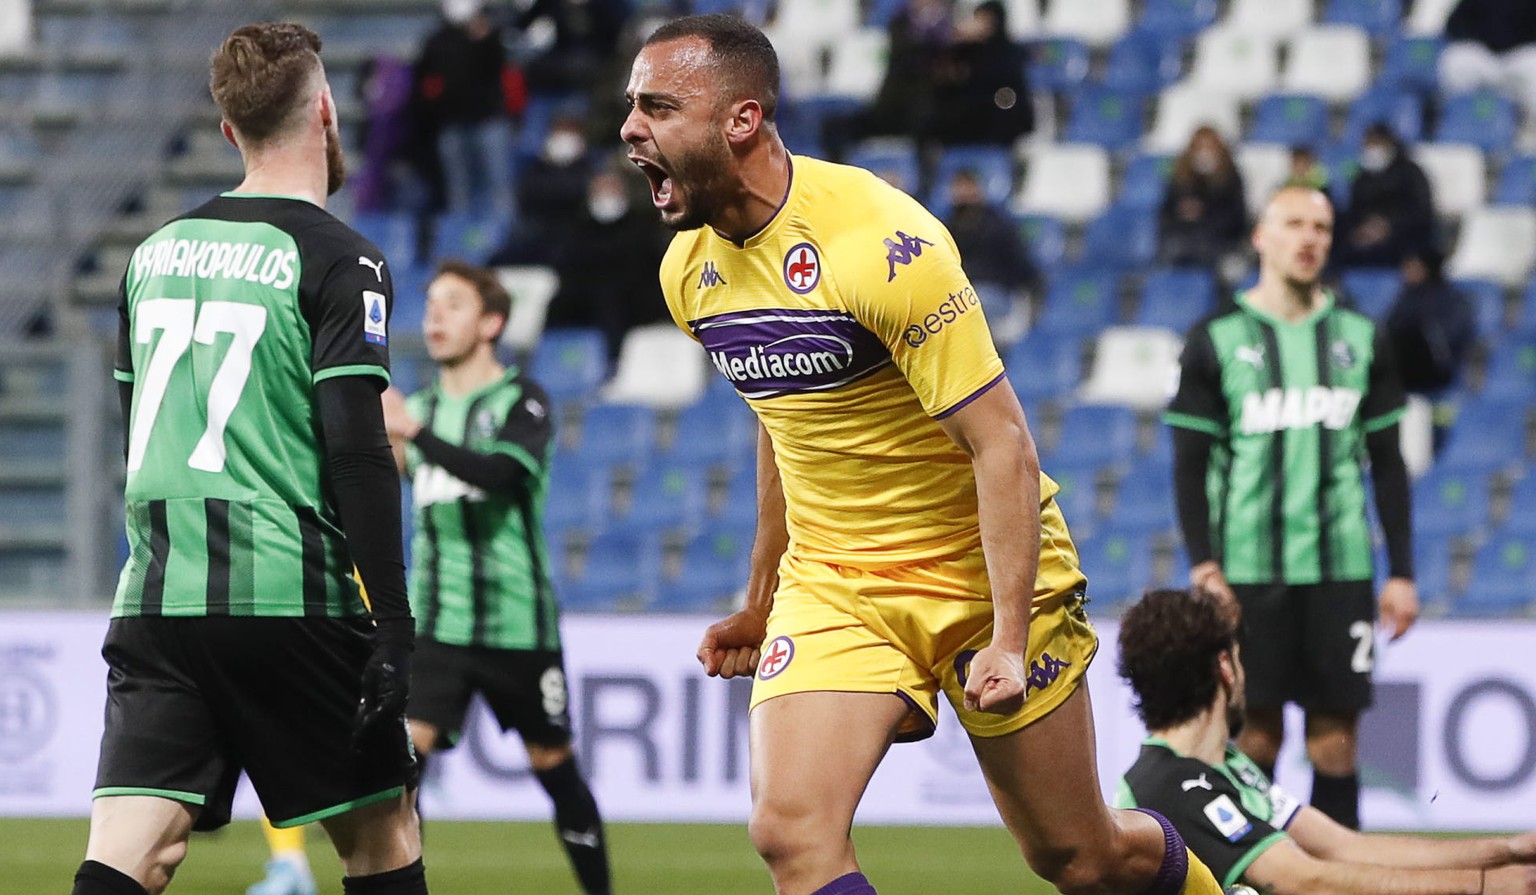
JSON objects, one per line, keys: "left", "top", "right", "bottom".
{"left": 942, "top": 168, "right": 1040, "bottom": 345}
{"left": 1157, "top": 125, "right": 1248, "bottom": 270}
{"left": 1334, "top": 123, "right": 1436, "bottom": 269}
{"left": 542, "top": 167, "right": 670, "bottom": 360}
{"left": 489, "top": 115, "right": 592, "bottom": 265}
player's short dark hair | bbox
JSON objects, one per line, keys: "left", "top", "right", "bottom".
{"left": 1117, "top": 588, "right": 1239, "bottom": 731}
{"left": 210, "top": 23, "right": 324, "bottom": 145}
{"left": 435, "top": 258, "right": 511, "bottom": 340}
{"left": 644, "top": 14, "right": 780, "bottom": 121}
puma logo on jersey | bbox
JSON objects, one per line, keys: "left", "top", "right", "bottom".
{"left": 358, "top": 256, "right": 385, "bottom": 282}
{"left": 1240, "top": 386, "right": 1362, "bottom": 434}
{"left": 1182, "top": 774, "right": 1213, "bottom": 792}
{"left": 1234, "top": 345, "right": 1265, "bottom": 369}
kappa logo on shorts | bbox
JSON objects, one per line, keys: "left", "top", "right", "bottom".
{"left": 951, "top": 650, "right": 1071, "bottom": 698}
{"left": 758, "top": 635, "right": 795, "bottom": 680}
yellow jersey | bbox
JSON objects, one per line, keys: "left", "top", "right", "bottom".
{"left": 661, "top": 155, "right": 1066, "bottom": 578}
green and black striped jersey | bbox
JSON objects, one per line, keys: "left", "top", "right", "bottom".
{"left": 405, "top": 368, "right": 559, "bottom": 651}
{"left": 1165, "top": 291, "right": 1406, "bottom": 585}
{"left": 112, "top": 194, "right": 393, "bottom": 618}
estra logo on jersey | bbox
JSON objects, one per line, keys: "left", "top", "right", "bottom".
{"left": 690, "top": 308, "right": 891, "bottom": 399}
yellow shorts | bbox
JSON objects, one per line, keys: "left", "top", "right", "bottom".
{"left": 750, "top": 503, "right": 1098, "bottom": 741}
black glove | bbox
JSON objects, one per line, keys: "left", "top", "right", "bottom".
{"left": 354, "top": 616, "right": 414, "bottom": 747}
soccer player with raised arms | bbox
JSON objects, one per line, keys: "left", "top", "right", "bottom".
{"left": 622, "top": 14, "right": 1224, "bottom": 895}
{"left": 1166, "top": 185, "right": 1418, "bottom": 830}
{"left": 78, "top": 23, "right": 427, "bottom": 895}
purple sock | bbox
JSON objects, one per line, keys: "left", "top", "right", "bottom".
{"left": 1132, "top": 808, "right": 1189, "bottom": 895}
{"left": 810, "top": 871, "right": 877, "bottom": 895}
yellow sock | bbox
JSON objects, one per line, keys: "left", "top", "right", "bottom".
{"left": 1181, "top": 848, "right": 1224, "bottom": 895}
{"left": 261, "top": 815, "right": 306, "bottom": 857}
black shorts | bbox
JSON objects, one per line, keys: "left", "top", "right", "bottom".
{"left": 1233, "top": 580, "right": 1376, "bottom": 714}
{"left": 406, "top": 639, "right": 572, "bottom": 749}
{"left": 94, "top": 617, "right": 416, "bottom": 831}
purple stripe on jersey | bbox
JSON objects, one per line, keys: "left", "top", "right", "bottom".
{"left": 933, "top": 371, "right": 1006, "bottom": 420}
{"left": 689, "top": 307, "right": 892, "bottom": 399}
{"left": 809, "top": 872, "right": 878, "bottom": 895}
{"left": 1133, "top": 808, "right": 1190, "bottom": 895}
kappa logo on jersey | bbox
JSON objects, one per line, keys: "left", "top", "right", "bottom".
{"left": 884, "top": 231, "right": 934, "bottom": 282}
{"left": 783, "top": 243, "right": 821, "bottom": 294}
{"left": 1234, "top": 344, "right": 1266, "bottom": 370}
{"left": 358, "top": 256, "right": 385, "bottom": 282}
{"left": 1239, "top": 386, "right": 1362, "bottom": 434}
{"left": 697, "top": 261, "right": 727, "bottom": 289}
{"left": 362, "top": 291, "right": 388, "bottom": 345}
{"left": 1203, "top": 794, "right": 1253, "bottom": 842}
{"left": 758, "top": 635, "right": 795, "bottom": 680}
{"left": 1181, "top": 773, "right": 1213, "bottom": 792}
{"left": 691, "top": 307, "right": 891, "bottom": 399}
{"left": 902, "top": 287, "right": 981, "bottom": 348}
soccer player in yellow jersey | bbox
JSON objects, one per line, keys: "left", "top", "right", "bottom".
{"left": 622, "top": 15, "right": 1225, "bottom": 895}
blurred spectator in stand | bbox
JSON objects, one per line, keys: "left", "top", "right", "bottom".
{"left": 820, "top": 0, "right": 952, "bottom": 162}
{"left": 543, "top": 167, "right": 670, "bottom": 361}
{"left": 943, "top": 168, "right": 1040, "bottom": 345}
{"left": 1334, "top": 123, "right": 1435, "bottom": 268}
{"left": 1385, "top": 249, "right": 1476, "bottom": 454}
{"left": 413, "top": 0, "right": 524, "bottom": 225}
{"left": 1284, "top": 144, "right": 1332, "bottom": 196}
{"left": 924, "top": 0, "right": 1034, "bottom": 150}
{"left": 1156, "top": 126, "right": 1248, "bottom": 271}
{"left": 516, "top": 0, "right": 632, "bottom": 95}
{"left": 489, "top": 115, "right": 593, "bottom": 265}
{"left": 1439, "top": 0, "right": 1536, "bottom": 121}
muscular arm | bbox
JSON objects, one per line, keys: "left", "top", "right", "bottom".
{"left": 1289, "top": 806, "right": 1517, "bottom": 869}
{"left": 745, "top": 420, "right": 789, "bottom": 619}
{"left": 937, "top": 380, "right": 1040, "bottom": 658}
{"left": 1247, "top": 838, "right": 1483, "bottom": 895}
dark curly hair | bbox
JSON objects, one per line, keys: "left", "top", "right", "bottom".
{"left": 1117, "top": 588, "right": 1238, "bottom": 731}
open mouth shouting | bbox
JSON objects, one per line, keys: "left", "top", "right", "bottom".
{"left": 630, "top": 153, "right": 675, "bottom": 210}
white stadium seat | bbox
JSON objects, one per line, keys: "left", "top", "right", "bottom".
{"left": 496, "top": 266, "right": 560, "bottom": 354}
{"left": 1413, "top": 143, "right": 1488, "bottom": 219}
{"left": 1077, "top": 326, "right": 1185, "bottom": 411}
{"left": 1283, "top": 26, "right": 1372, "bottom": 102}
{"left": 1235, "top": 143, "right": 1293, "bottom": 218}
{"left": 824, "top": 28, "right": 888, "bottom": 101}
{"left": 1224, "top": 0, "right": 1313, "bottom": 38}
{"left": 763, "top": 24, "right": 825, "bottom": 97}
{"left": 0, "top": 0, "right": 29, "bottom": 56}
{"left": 1187, "top": 28, "right": 1280, "bottom": 100}
{"left": 1013, "top": 143, "right": 1111, "bottom": 222}
{"left": 1447, "top": 206, "right": 1536, "bottom": 287}
{"left": 1042, "top": 0, "right": 1130, "bottom": 46}
{"left": 1145, "top": 84, "right": 1242, "bottom": 153}
{"left": 601, "top": 324, "right": 709, "bottom": 409}
{"left": 1406, "top": 0, "right": 1459, "bottom": 36}
{"left": 773, "top": 0, "right": 859, "bottom": 40}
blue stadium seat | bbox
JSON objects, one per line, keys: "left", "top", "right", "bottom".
{"left": 1501, "top": 474, "right": 1536, "bottom": 539}
{"left": 663, "top": 395, "right": 757, "bottom": 471}
{"left": 1249, "top": 94, "right": 1330, "bottom": 146}
{"left": 545, "top": 455, "right": 612, "bottom": 534}
{"left": 1338, "top": 268, "right": 1401, "bottom": 320}
{"left": 1435, "top": 91, "right": 1518, "bottom": 155}
{"left": 1043, "top": 458, "right": 1104, "bottom": 536}
{"left": 531, "top": 328, "right": 609, "bottom": 402}
{"left": 1081, "top": 205, "right": 1157, "bottom": 270}
{"left": 1411, "top": 467, "right": 1491, "bottom": 540}
{"left": 1048, "top": 405, "right": 1138, "bottom": 468}
{"left": 1456, "top": 533, "right": 1536, "bottom": 617}
{"left": 656, "top": 526, "right": 754, "bottom": 611}
{"left": 714, "top": 467, "right": 760, "bottom": 528}
{"left": 1018, "top": 214, "right": 1068, "bottom": 269}
{"left": 1479, "top": 339, "right": 1536, "bottom": 402}
{"left": 1322, "top": 0, "right": 1402, "bottom": 36}
{"left": 1101, "top": 30, "right": 1184, "bottom": 92}
{"left": 1034, "top": 270, "right": 1121, "bottom": 336}
{"left": 1136, "top": 0, "right": 1218, "bottom": 38}
{"left": 864, "top": 0, "right": 907, "bottom": 27}
{"left": 1319, "top": 145, "right": 1360, "bottom": 208}
{"left": 1119, "top": 154, "right": 1173, "bottom": 211}
{"left": 930, "top": 146, "right": 1014, "bottom": 217}
{"left": 1077, "top": 529, "right": 1153, "bottom": 611}
{"left": 433, "top": 212, "right": 505, "bottom": 262}
{"left": 1409, "top": 537, "right": 1455, "bottom": 603}
{"left": 1493, "top": 155, "right": 1536, "bottom": 205}
{"left": 1137, "top": 267, "right": 1217, "bottom": 331}
{"left": 1142, "top": 423, "right": 1174, "bottom": 469}
{"left": 1378, "top": 36, "right": 1443, "bottom": 95}
{"left": 0, "top": 423, "right": 65, "bottom": 471}
{"left": 568, "top": 404, "right": 657, "bottom": 466}
{"left": 1341, "top": 89, "right": 1423, "bottom": 147}
{"left": 1516, "top": 283, "right": 1536, "bottom": 335}
{"left": 1112, "top": 473, "right": 1177, "bottom": 534}
{"left": 1005, "top": 332, "right": 1083, "bottom": 403}
{"left": 847, "top": 141, "right": 921, "bottom": 196}
{"left": 566, "top": 530, "right": 663, "bottom": 610}
{"left": 0, "top": 485, "right": 65, "bottom": 529}
{"left": 1452, "top": 278, "right": 1505, "bottom": 338}
{"left": 1029, "top": 38, "right": 1091, "bottom": 93}
{"left": 1438, "top": 396, "right": 1528, "bottom": 469}
{"left": 1066, "top": 87, "right": 1147, "bottom": 150}
{"left": 612, "top": 464, "right": 709, "bottom": 536}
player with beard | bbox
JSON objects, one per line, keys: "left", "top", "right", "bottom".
{"left": 623, "top": 14, "right": 1223, "bottom": 895}
{"left": 79, "top": 23, "right": 427, "bottom": 895}
{"left": 1115, "top": 588, "right": 1536, "bottom": 895}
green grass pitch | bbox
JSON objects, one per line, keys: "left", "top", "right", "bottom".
{"left": 5, "top": 818, "right": 1061, "bottom": 894}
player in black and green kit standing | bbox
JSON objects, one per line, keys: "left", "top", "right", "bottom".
{"left": 380, "top": 260, "right": 611, "bottom": 895}
{"left": 79, "top": 23, "right": 427, "bottom": 895}
{"left": 1165, "top": 185, "right": 1419, "bottom": 830}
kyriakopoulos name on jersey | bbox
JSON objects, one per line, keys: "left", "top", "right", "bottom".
{"left": 1239, "top": 386, "right": 1362, "bottom": 435}
{"left": 132, "top": 239, "right": 298, "bottom": 290}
